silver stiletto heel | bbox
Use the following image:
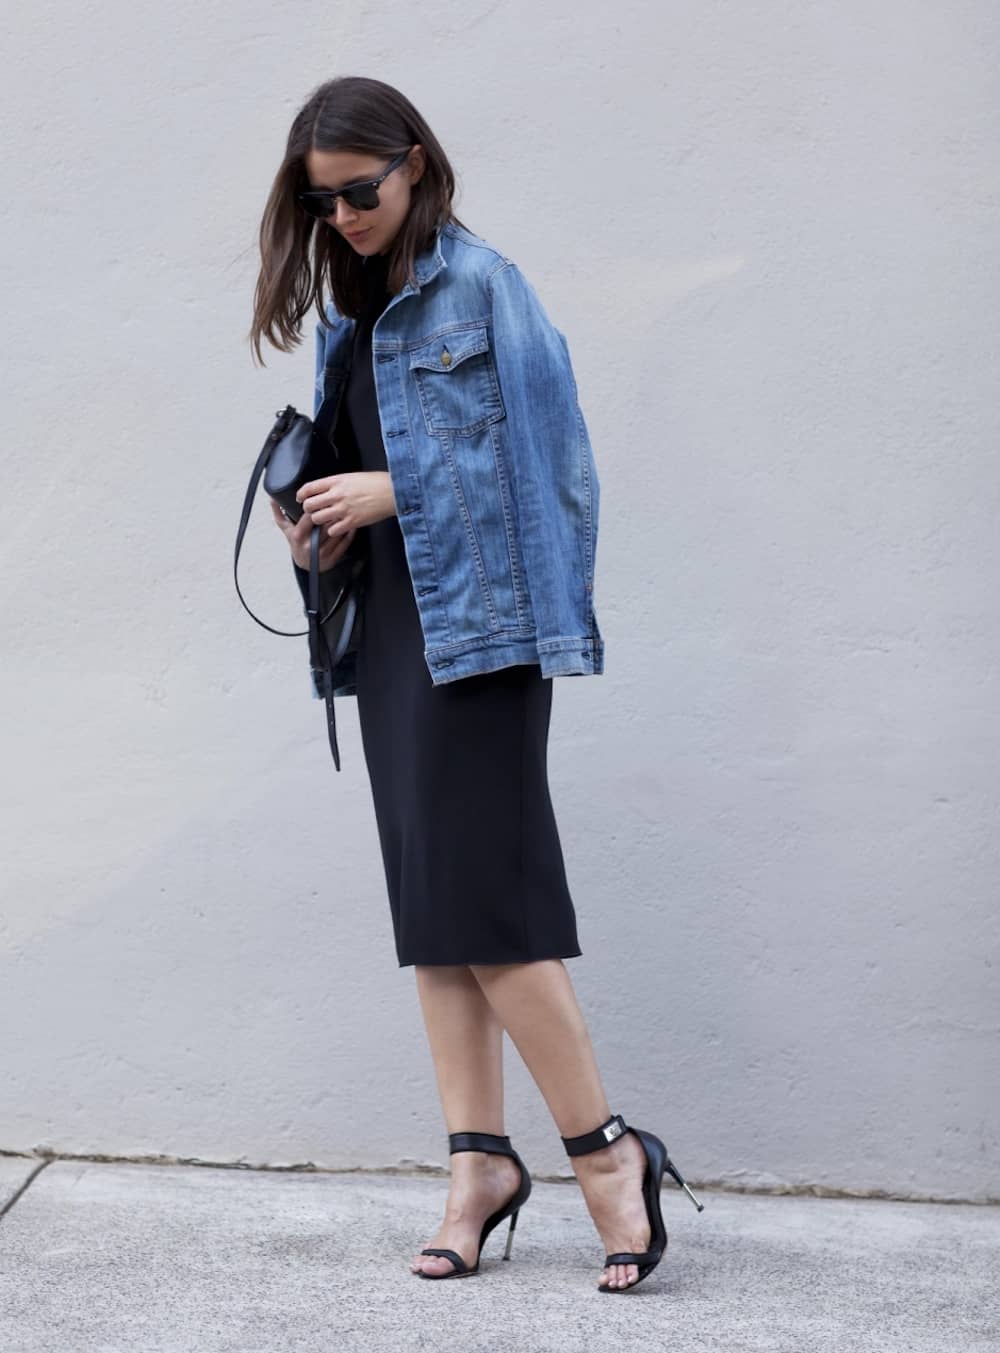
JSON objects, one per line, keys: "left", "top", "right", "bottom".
{"left": 503, "top": 1206, "right": 520, "bottom": 1259}
{"left": 664, "top": 1153, "right": 705, "bottom": 1213}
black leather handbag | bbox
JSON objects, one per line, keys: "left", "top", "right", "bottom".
{"left": 234, "top": 401, "right": 367, "bottom": 770}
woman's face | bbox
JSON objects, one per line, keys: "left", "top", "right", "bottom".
{"left": 303, "top": 145, "right": 425, "bottom": 255}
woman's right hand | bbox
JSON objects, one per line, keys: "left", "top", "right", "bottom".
{"left": 269, "top": 499, "right": 357, "bottom": 573}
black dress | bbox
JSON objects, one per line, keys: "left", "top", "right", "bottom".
{"left": 339, "top": 248, "right": 582, "bottom": 969}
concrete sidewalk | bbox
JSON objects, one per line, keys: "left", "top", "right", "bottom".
{"left": 1, "top": 1155, "right": 996, "bottom": 1352}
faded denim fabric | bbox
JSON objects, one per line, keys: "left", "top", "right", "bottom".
{"left": 292, "top": 220, "right": 603, "bottom": 697}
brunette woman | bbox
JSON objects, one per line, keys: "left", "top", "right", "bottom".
{"left": 249, "top": 74, "right": 702, "bottom": 1292}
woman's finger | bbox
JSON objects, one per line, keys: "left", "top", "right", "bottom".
{"left": 322, "top": 532, "right": 350, "bottom": 561}
{"left": 291, "top": 512, "right": 317, "bottom": 545}
{"left": 322, "top": 529, "right": 355, "bottom": 567}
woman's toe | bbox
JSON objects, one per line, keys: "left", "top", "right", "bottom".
{"left": 601, "top": 1262, "right": 639, "bottom": 1288}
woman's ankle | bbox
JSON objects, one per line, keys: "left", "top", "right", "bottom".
{"left": 570, "top": 1132, "right": 638, "bottom": 1177}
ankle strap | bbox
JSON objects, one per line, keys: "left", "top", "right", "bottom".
{"left": 448, "top": 1131, "right": 514, "bottom": 1157}
{"left": 561, "top": 1113, "right": 629, "bottom": 1157}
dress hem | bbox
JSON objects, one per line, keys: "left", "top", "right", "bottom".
{"left": 397, "top": 948, "right": 582, "bottom": 969}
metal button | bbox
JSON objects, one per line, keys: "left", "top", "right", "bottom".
{"left": 441, "top": 349, "right": 452, "bottom": 366}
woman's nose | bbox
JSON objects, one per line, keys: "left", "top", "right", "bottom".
{"left": 327, "top": 197, "right": 360, "bottom": 229}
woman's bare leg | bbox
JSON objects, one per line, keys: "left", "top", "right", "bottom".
{"left": 409, "top": 963, "right": 523, "bottom": 1277}
{"left": 470, "top": 958, "right": 652, "bottom": 1290}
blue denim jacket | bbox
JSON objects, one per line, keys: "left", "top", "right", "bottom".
{"left": 293, "top": 220, "right": 603, "bottom": 696}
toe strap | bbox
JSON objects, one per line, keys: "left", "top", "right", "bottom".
{"left": 604, "top": 1249, "right": 658, "bottom": 1266}
{"left": 420, "top": 1247, "right": 469, "bottom": 1273}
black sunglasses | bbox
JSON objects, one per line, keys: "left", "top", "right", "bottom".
{"left": 296, "top": 147, "right": 413, "bottom": 219}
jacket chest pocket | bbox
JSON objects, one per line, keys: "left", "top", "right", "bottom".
{"left": 408, "top": 324, "right": 506, "bottom": 436}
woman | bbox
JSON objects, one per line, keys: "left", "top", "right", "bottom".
{"left": 249, "top": 75, "right": 703, "bottom": 1292}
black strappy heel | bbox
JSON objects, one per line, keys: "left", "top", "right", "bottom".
{"left": 415, "top": 1130, "right": 533, "bottom": 1279}
{"left": 561, "top": 1112, "right": 704, "bottom": 1292}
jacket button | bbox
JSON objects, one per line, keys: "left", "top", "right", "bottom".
{"left": 441, "top": 349, "right": 452, "bottom": 366}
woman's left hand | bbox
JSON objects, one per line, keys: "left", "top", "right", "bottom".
{"left": 296, "top": 471, "right": 397, "bottom": 536}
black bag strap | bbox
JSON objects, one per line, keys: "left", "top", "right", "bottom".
{"left": 233, "top": 415, "right": 348, "bottom": 637}
{"left": 233, "top": 412, "right": 361, "bottom": 772}
{"left": 307, "top": 525, "right": 363, "bottom": 772}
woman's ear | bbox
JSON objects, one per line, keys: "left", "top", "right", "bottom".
{"left": 407, "top": 144, "right": 426, "bottom": 186}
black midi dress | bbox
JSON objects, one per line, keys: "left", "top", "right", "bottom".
{"left": 338, "top": 247, "right": 582, "bottom": 969}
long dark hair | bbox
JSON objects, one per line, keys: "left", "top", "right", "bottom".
{"left": 248, "top": 76, "right": 471, "bottom": 365}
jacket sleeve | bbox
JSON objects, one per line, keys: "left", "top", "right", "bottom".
{"left": 487, "top": 260, "right": 603, "bottom": 676}
{"left": 291, "top": 309, "right": 331, "bottom": 617}
{"left": 312, "top": 308, "right": 328, "bottom": 420}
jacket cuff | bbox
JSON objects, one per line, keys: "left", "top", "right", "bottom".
{"left": 536, "top": 635, "right": 604, "bottom": 678}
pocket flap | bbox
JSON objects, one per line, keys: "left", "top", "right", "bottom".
{"left": 408, "top": 325, "right": 490, "bottom": 373}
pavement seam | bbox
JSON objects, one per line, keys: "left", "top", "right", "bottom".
{"left": 2, "top": 1151, "right": 999, "bottom": 1205}
{"left": 0, "top": 1159, "right": 51, "bottom": 1222}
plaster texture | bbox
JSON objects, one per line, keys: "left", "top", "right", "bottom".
{"left": 1, "top": 2, "right": 997, "bottom": 1200}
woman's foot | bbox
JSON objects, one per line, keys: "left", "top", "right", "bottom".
{"left": 570, "top": 1128, "right": 652, "bottom": 1289}
{"left": 410, "top": 1149, "right": 523, "bottom": 1276}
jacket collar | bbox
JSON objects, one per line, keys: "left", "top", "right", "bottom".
{"left": 401, "top": 222, "right": 449, "bottom": 296}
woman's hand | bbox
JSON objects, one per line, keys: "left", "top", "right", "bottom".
{"left": 296, "top": 471, "right": 397, "bottom": 536}
{"left": 269, "top": 500, "right": 357, "bottom": 573}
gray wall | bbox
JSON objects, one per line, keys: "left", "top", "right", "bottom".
{"left": 2, "top": 2, "right": 997, "bottom": 1200}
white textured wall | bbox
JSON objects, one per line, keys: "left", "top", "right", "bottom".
{"left": 2, "top": 2, "right": 997, "bottom": 1200}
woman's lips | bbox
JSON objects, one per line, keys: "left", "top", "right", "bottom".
{"left": 345, "top": 227, "right": 372, "bottom": 241}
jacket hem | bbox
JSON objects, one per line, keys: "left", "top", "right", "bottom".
{"left": 424, "top": 632, "right": 604, "bottom": 684}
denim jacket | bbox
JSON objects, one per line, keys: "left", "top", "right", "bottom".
{"left": 292, "top": 220, "right": 603, "bottom": 697}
